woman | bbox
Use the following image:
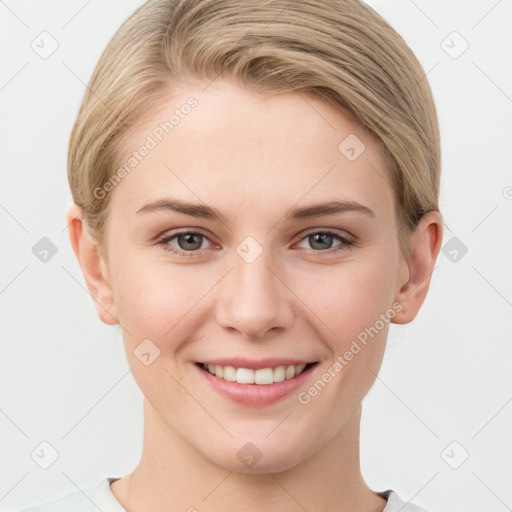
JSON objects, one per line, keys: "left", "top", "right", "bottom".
{"left": 23, "top": 0, "right": 443, "bottom": 510}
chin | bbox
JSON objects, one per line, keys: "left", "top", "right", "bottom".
{"left": 218, "top": 456, "right": 301, "bottom": 475}
{"left": 205, "top": 438, "right": 307, "bottom": 475}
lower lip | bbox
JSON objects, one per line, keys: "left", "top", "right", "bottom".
{"left": 194, "top": 363, "right": 318, "bottom": 406}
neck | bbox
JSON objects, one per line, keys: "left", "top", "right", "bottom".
{"left": 112, "top": 399, "right": 387, "bottom": 512}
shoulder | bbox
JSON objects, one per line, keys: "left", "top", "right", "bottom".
{"left": 18, "top": 478, "right": 126, "bottom": 512}
{"left": 380, "top": 489, "right": 432, "bottom": 512}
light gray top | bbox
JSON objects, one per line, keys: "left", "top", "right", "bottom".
{"left": 20, "top": 477, "right": 431, "bottom": 511}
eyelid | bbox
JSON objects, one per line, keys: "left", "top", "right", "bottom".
{"left": 157, "top": 227, "right": 214, "bottom": 241}
{"left": 157, "top": 226, "right": 355, "bottom": 258}
{"left": 157, "top": 227, "right": 217, "bottom": 249}
{"left": 295, "top": 227, "right": 355, "bottom": 243}
{"left": 157, "top": 227, "right": 354, "bottom": 245}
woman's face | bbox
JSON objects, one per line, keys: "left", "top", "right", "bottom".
{"left": 99, "top": 79, "right": 411, "bottom": 473}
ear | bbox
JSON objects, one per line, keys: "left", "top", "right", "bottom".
{"left": 66, "top": 204, "right": 119, "bottom": 326}
{"left": 392, "top": 210, "right": 443, "bottom": 324}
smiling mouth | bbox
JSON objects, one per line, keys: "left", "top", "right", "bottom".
{"left": 196, "top": 362, "right": 318, "bottom": 385}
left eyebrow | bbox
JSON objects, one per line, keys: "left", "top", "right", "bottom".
{"left": 135, "top": 198, "right": 375, "bottom": 223}
{"left": 284, "top": 200, "right": 375, "bottom": 221}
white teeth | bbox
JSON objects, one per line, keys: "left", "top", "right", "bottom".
{"left": 202, "top": 362, "right": 310, "bottom": 384}
{"left": 223, "top": 366, "right": 236, "bottom": 381}
{"left": 254, "top": 368, "right": 274, "bottom": 385}
{"left": 295, "top": 363, "right": 306, "bottom": 374}
{"left": 236, "top": 367, "right": 255, "bottom": 384}
{"left": 214, "top": 365, "right": 224, "bottom": 378}
{"left": 273, "top": 365, "right": 286, "bottom": 382}
{"left": 285, "top": 365, "right": 295, "bottom": 379}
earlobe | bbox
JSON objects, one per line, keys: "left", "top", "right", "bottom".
{"left": 66, "top": 204, "right": 119, "bottom": 326}
{"left": 391, "top": 211, "right": 443, "bottom": 325}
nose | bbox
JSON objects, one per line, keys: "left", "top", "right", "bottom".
{"left": 215, "top": 245, "right": 295, "bottom": 339}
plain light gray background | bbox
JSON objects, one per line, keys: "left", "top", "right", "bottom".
{"left": 1, "top": 1, "right": 511, "bottom": 511}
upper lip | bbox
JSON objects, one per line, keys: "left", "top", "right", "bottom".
{"left": 197, "top": 358, "right": 317, "bottom": 370}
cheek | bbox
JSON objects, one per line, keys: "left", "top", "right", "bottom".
{"left": 111, "top": 261, "right": 210, "bottom": 394}
{"left": 110, "top": 254, "right": 212, "bottom": 342}
{"left": 293, "top": 264, "right": 393, "bottom": 420}
{"left": 300, "top": 257, "right": 397, "bottom": 343}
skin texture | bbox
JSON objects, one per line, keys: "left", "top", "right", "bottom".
{"left": 68, "top": 79, "right": 442, "bottom": 512}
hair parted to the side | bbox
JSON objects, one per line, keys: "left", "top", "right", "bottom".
{"left": 68, "top": 0, "right": 441, "bottom": 259}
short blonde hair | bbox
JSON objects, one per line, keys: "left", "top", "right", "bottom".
{"left": 68, "top": 0, "right": 441, "bottom": 258}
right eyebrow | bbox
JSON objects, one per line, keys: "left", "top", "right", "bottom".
{"left": 136, "top": 198, "right": 227, "bottom": 223}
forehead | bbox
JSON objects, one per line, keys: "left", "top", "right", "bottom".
{"left": 111, "top": 80, "right": 395, "bottom": 222}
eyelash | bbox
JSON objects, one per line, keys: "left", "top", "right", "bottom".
{"left": 156, "top": 229, "right": 355, "bottom": 258}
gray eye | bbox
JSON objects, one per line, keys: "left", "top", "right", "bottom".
{"left": 174, "top": 233, "right": 205, "bottom": 251}
{"left": 308, "top": 233, "right": 335, "bottom": 250}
